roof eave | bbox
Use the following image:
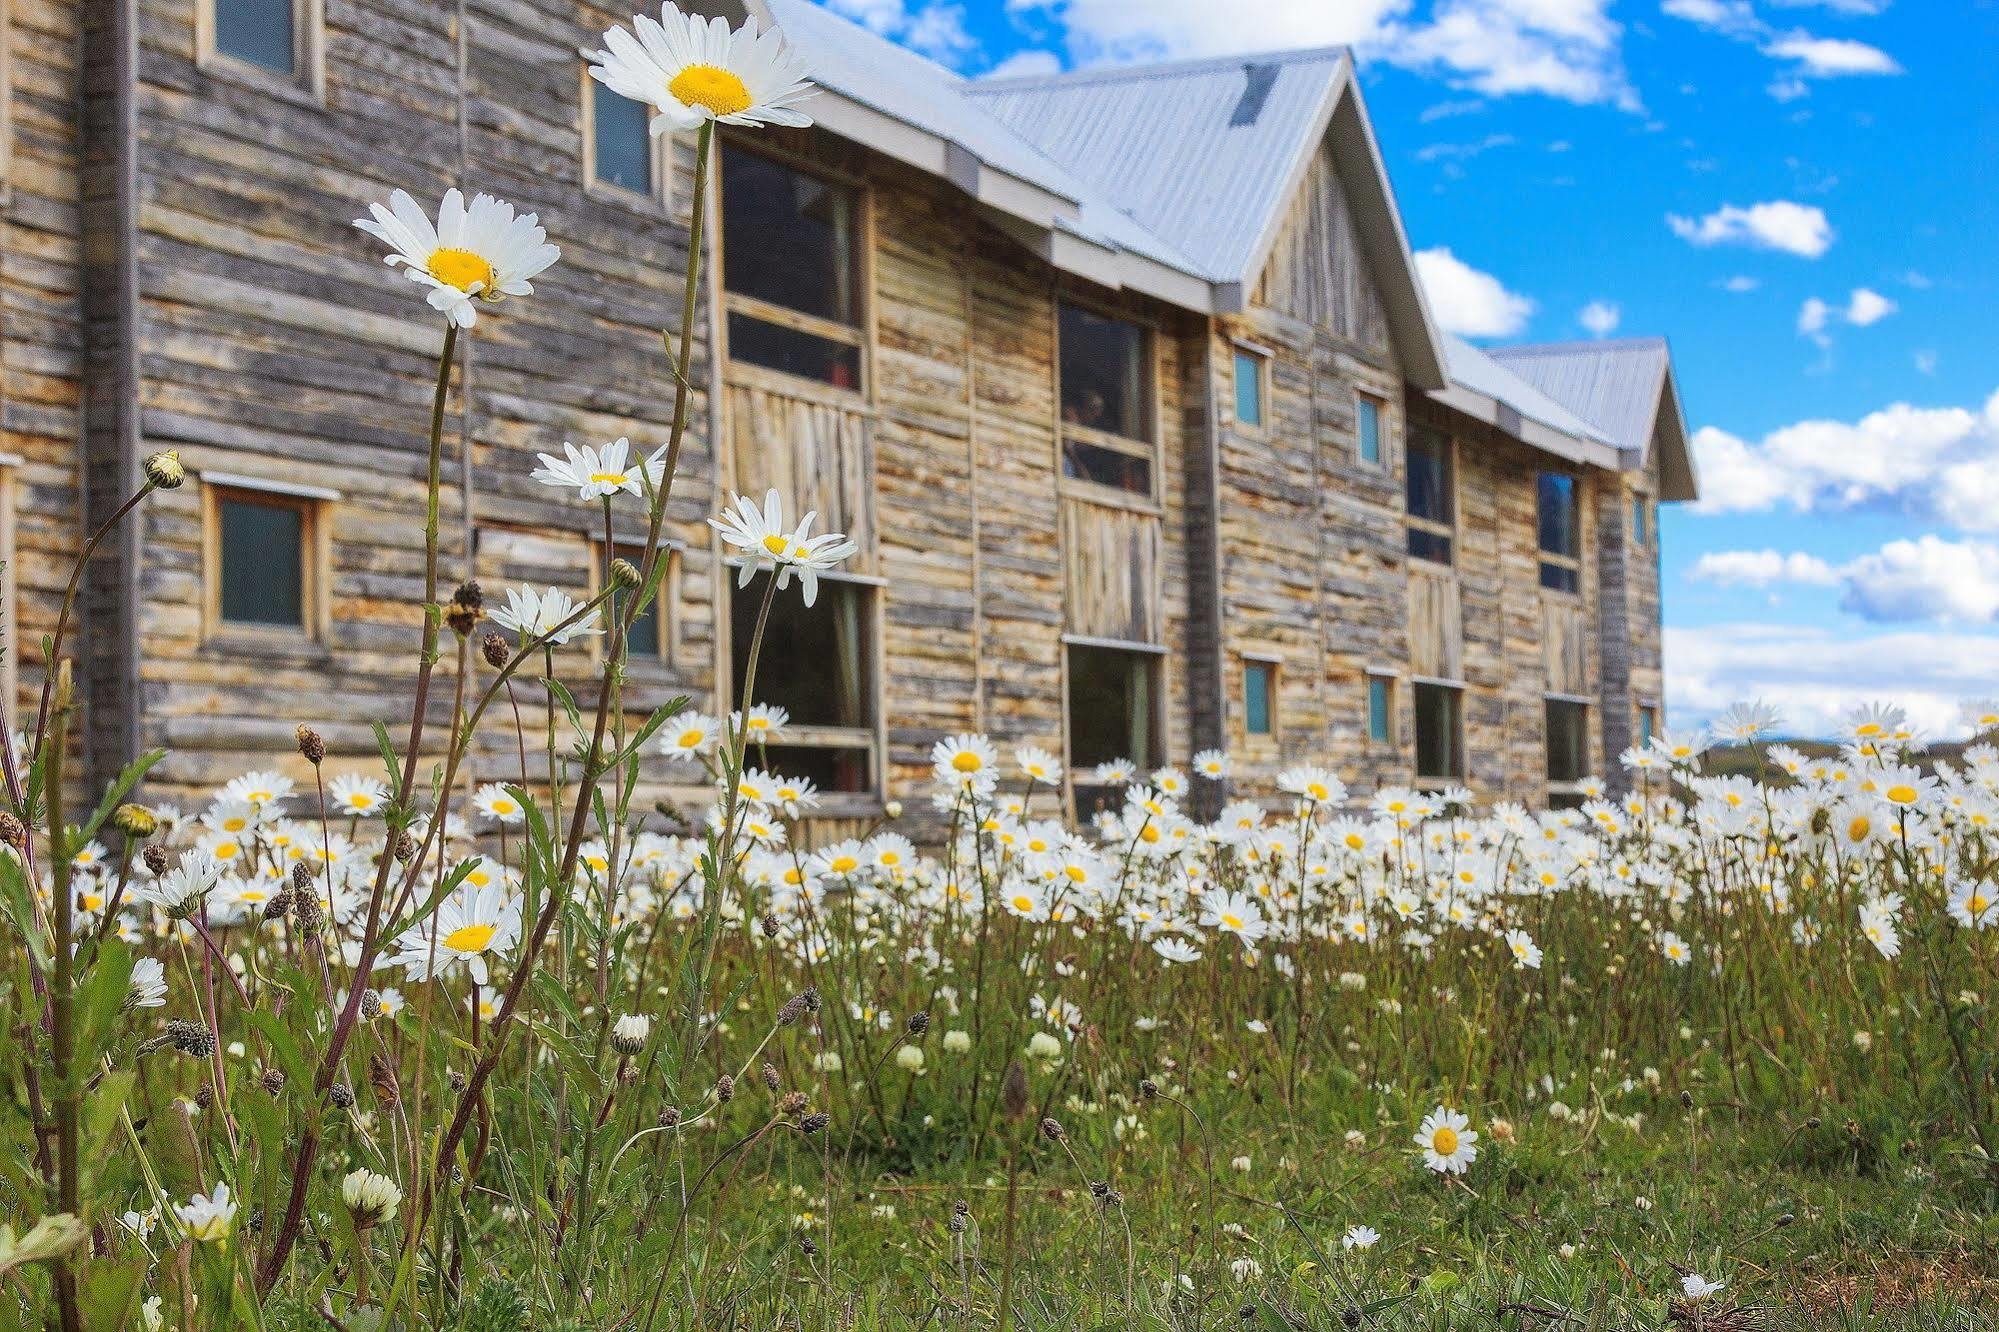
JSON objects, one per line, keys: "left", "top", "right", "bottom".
{"left": 1427, "top": 383, "right": 1621, "bottom": 471}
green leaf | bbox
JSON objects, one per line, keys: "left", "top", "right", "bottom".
{"left": 0, "top": 851, "right": 50, "bottom": 971}
{"left": 75, "top": 749, "right": 165, "bottom": 846}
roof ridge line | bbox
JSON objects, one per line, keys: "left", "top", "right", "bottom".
{"left": 1488, "top": 336, "right": 1668, "bottom": 355}
{"left": 968, "top": 45, "right": 1351, "bottom": 92}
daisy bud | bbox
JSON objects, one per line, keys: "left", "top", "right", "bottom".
{"left": 341, "top": 1168, "right": 402, "bottom": 1230}
{"left": 295, "top": 724, "right": 325, "bottom": 765}
{"left": 611, "top": 1013, "right": 651, "bottom": 1056}
{"left": 715, "top": 1074, "right": 735, "bottom": 1104}
{"left": 482, "top": 632, "right": 510, "bottom": 669}
{"left": 609, "top": 557, "right": 641, "bottom": 590}
{"left": 0, "top": 812, "right": 26, "bottom": 850}
{"left": 883, "top": 801, "right": 904, "bottom": 820}
{"left": 142, "top": 450, "right": 185, "bottom": 489}
{"left": 112, "top": 803, "right": 158, "bottom": 839}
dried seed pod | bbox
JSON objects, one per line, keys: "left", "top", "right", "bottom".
{"left": 141, "top": 844, "right": 169, "bottom": 876}
{"left": 715, "top": 1074, "right": 735, "bottom": 1104}
{"left": 328, "top": 1084, "right": 355, "bottom": 1110}
{"left": 261, "top": 1068, "right": 287, "bottom": 1096}
{"left": 778, "top": 1090, "right": 808, "bottom": 1116}
{"left": 295, "top": 725, "right": 326, "bottom": 765}
{"left": 800, "top": 1112, "right": 830, "bottom": 1134}
{"left": 482, "top": 632, "right": 510, "bottom": 670}
{"left": 1000, "top": 1061, "right": 1029, "bottom": 1122}
{"left": 0, "top": 812, "right": 26, "bottom": 850}
{"left": 761, "top": 1061, "right": 781, "bottom": 1094}
{"left": 1039, "top": 1116, "right": 1065, "bottom": 1142}
{"left": 906, "top": 1011, "right": 930, "bottom": 1035}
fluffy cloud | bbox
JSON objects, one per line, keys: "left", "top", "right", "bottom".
{"left": 1796, "top": 297, "right": 1833, "bottom": 338}
{"left": 986, "top": 48, "right": 1063, "bottom": 78}
{"left": 1578, "top": 300, "right": 1620, "bottom": 337}
{"left": 1844, "top": 287, "right": 1896, "bottom": 326}
{"left": 1667, "top": 623, "right": 1999, "bottom": 740}
{"left": 1692, "top": 392, "right": 1999, "bottom": 519}
{"left": 1667, "top": 201, "right": 1834, "bottom": 258}
{"left": 1660, "top": 0, "right": 1762, "bottom": 37}
{"left": 1797, "top": 287, "right": 1895, "bottom": 345}
{"left": 1413, "top": 247, "right": 1536, "bottom": 337}
{"left": 1765, "top": 34, "right": 1902, "bottom": 76}
{"left": 829, "top": 0, "right": 977, "bottom": 64}
{"left": 1689, "top": 549, "right": 1838, "bottom": 587}
{"left": 1662, "top": 1, "right": 1902, "bottom": 100}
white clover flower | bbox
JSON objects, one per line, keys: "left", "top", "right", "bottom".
{"left": 1341, "top": 1224, "right": 1380, "bottom": 1251}
{"left": 341, "top": 1169, "right": 402, "bottom": 1229}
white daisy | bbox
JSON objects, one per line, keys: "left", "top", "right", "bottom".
{"left": 660, "top": 712, "right": 721, "bottom": 760}
{"left": 529, "top": 438, "right": 665, "bottom": 503}
{"left": 173, "top": 1182, "right": 236, "bottom": 1243}
{"left": 491, "top": 584, "right": 603, "bottom": 647}
{"left": 389, "top": 882, "right": 523, "bottom": 986}
{"left": 354, "top": 188, "right": 559, "bottom": 328}
{"left": 327, "top": 773, "right": 390, "bottom": 818}
{"left": 709, "top": 489, "right": 858, "bottom": 607}
{"left": 472, "top": 783, "right": 526, "bottom": 825}
{"left": 127, "top": 957, "right": 169, "bottom": 1009}
{"left": 1414, "top": 1105, "right": 1478, "bottom": 1175}
{"left": 589, "top": 6, "right": 816, "bottom": 135}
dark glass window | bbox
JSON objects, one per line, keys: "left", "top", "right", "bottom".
{"left": 1067, "top": 645, "right": 1156, "bottom": 770}
{"left": 1061, "top": 438, "right": 1151, "bottom": 495}
{"left": 218, "top": 495, "right": 305, "bottom": 628}
{"left": 1546, "top": 699, "right": 1589, "bottom": 786}
{"left": 726, "top": 312, "right": 862, "bottom": 390}
{"left": 592, "top": 85, "right": 654, "bottom": 195}
{"left": 1059, "top": 304, "right": 1150, "bottom": 442}
{"left": 1631, "top": 494, "right": 1650, "bottom": 547}
{"left": 730, "top": 574, "right": 873, "bottom": 793}
{"left": 1233, "top": 350, "right": 1264, "bottom": 429}
{"left": 1367, "top": 675, "right": 1392, "bottom": 744}
{"left": 215, "top": 0, "right": 296, "bottom": 74}
{"left": 1406, "top": 428, "right": 1453, "bottom": 564}
{"left": 722, "top": 149, "right": 856, "bottom": 325}
{"left": 1639, "top": 705, "right": 1657, "bottom": 748}
{"left": 1538, "top": 471, "right": 1581, "bottom": 592}
{"left": 1357, "top": 395, "right": 1381, "bottom": 464}
{"left": 1414, "top": 682, "right": 1462, "bottom": 781}
{"left": 1244, "top": 661, "right": 1274, "bottom": 736}
{"left": 613, "top": 543, "right": 666, "bottom": 659}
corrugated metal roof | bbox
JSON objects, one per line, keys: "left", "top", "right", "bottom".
{"left": 964, "top": 49, "right": 1350, "bottom": 282}
{"left": 1484, "top": 339, "right": 1669, "bottom": 453}
{"left": 1442, "top": 336, "right": 1616, "bottom": 445}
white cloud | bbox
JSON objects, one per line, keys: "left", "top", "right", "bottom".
{"left": 1420, "top": 98, "right": 1487, "bottom": 122}
{"left": 1667, "top": 623, "right": 1999, "bottom": 741}
{"left": 1914, "top": 349, "right": 1938, "bottom": 376}
{"left": 1661, "top": 0, "right": 1762, "bottom": 37}
{"left": 1690, "top": 389, "right": 1999, "bottom": 520}
{"left": 1796, "top": 296, "right": 1833, "bottom": 338}
{"left": 986, "top": 48, "right": 1063, "bottom": 78}
{"left": 1718, "top": 274, "right": 1761, "bottom": 293}
{"left": 1413, "top": 247, "right": 1536, "bottom": 337}
{"left": 1001, "top": 0, "right": 1408, "bottom": 66}
{"left": 1840, "top": 537, "right": 1999, "bottom": 622}
{"left": 829, "top": 0, "right": 978, "bottom": 65}
{"left": 1768, "top": 0, "right": 1892, "bottom": 13}
{"left": 1667, "top": 200, "right": 1834, "bottom": 258}
{"left": 1578, "top": 299, "right": 1620, "bottom": 337}
{"left": 1689, "top": 549, "right": 1839, "bottom": 587}
{"left": 827, "top": 0, "right": 908, "bottom": 33}
{"left": 1765, "top": 33, "right": 1902, "bottom": 77}
{"left": 1415, "top": 133, "right": 1516, "bottom": 162}
{"left": 1844, "top": 286, "right": 1896, "bottom": 326}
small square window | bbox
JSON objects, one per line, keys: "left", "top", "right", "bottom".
{"left": 1367, "top": 674, "right": 1393, "bottom": 744}
{"left": 212, "top": 489, "right": 317, "bottom": 632}
{"left": 589, "top": 79, "right": 655, "bottom": 197}
{"left": 1357, "top": 395, "right": 1382, "bottom": 465}
{"left": 1233, "top": 349, "right": 1265, "bottom": 430}
{"left": 214, "top": 0, "right": 297, "bottom": 74}
{"left": 1414, "top": 682, "right": 1463, "bottom": 782}
{"left": 722, "top": 148, "right": 865, "bottom": 389}
{"left": 1244, "top": 659, "right": 1276, "bottom": 737}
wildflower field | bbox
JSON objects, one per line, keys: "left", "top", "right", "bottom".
{"left": 4, "top": 7, "right": 1996, "bottom": 1330}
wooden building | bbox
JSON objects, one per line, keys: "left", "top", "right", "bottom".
{"left": 1, "top": 0, "right": 1697, "bottom": 824}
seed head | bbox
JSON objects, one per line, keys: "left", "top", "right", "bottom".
{"left": 328, "top": 1083, "right": 355, "bottom": 1110}
{"left": 1139, "top": 1078, "right": 1159, "bottom": 1101}
{"left": 1000, "top": 1060, "right": 1030, "bottom": 1122}
{"left": 446, "top": 581, "right": 483, "bottom": 637}
{"left": 761, "top": 914, "right": 781, "bottom": 939}
{"left": 659, "top": 1106, "right": 683, "bottom": 1128}
{"left": 1039, "top": 1116, "right": 1065, "bottom": 1142}
{"left": 799, "top": 986, "right": 822, "bottom": 1014}
{"left": 359, "top": 989, "right": 383, "bottom": 1021}
{"left": 906, "top": 1011, "right": 930, "bottom": 1035}
{"left": 777, "top": 1090, "right": 808, "bottom": 1116}
{"left": 264, "top": 890, "right": 292, "bottom": 922}
{"left": 261, "top": 1068, "right": 287, "bottom": 1096}
{"left": 800, "top": 1112, "right": 830, "bottom": 1134}
{"left": 777, "top": 993, "right": 808, "bottom": 1027}
{"left": 295, "top": 725, "right": 326, "bottom": 765}
{"left": 761, "top": 1061, "right": 781, "bottom": 1094}
{"left": 143, "top": 450, "right": 185, "bottom": 489}
{"left": 0, "top": 812, "right": 26, "bottom": 850}
{"left": 715, "top": 1074, "right": 735, "bottom": 1104}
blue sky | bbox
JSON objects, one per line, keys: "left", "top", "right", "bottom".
{"left": 814, "top": 0, "right": 1999, "bottom": 739}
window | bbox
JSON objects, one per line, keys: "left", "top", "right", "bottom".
{"left": 1059, "top": 303, "right": 1154, "bottom": 498}
{"left": 1546, "top": 699, "right": 1589, "bottom": 804}
{"left": 1067, "top": 643, "right": 1159, "bottom": 770}
{"left": 1538, "top": 471, "right": 1581, "bottom": 594}
{"left": 1366, "top": 673, "right": 1393, "bottom": 745}
{"left": 722, "top": 148, "right": 863, "bottom": 389}
{"left": 1357, "top": 394, "right": 1383, "bottom": 466}
{"left": 587, "top": 78, "right": 656, "bottom": 197}
{"left": 1631, "top": 493, "right": 1651, "bottom": 548}
{"left": 1243, "top": 658, "right": 1276, "bottom": 737}
{"left": 207, "top": 485, "right": 321, "bottom": 635}
{"left": 1405, "top": 427, "right": 1454, "bottom": 564}
{"left": 602, "top": 542, "right": 673, "bottom": 661}
{"left": 1233, "top": 348, "right": 1265, "bottom": 430}
{"left": 731, "top": 572, "right": 875, "bottom": 793}
{"left": 1638, "top": 704, "right": 1658, "bottom": 749}
{"left": 1413, "top": 682, "right": 1462, "bottom": 782}
{"left": 202, "top": 0, "right": 320, "bottom": 91}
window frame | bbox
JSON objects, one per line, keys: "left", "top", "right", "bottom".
{"left": 1055, "top": 297, "right": 1161, "bottom": 509}
{"left": 1638, "top": 703, "right": 1659, "bottom": 750}
{"left": 201, "top": 476, "right": 333, "bottom": 644}
{"left": 1062, "top": 636, "right": 1167, "bottom": 806}
{"left": 1631, "top": 490, "right": 1652, "bottom": 550}
{"left": 1411, "top": 678, "right": 1465, "bottom": 786}
{"left": 716, "top": 140, "right": 869, "bottom": 397}
{"left": 721, "top": 563, "right": 884, "bottom": 808}
{"left": 1364, "top": 668, "right": 1396, "bottom": 747}
{"left": 1356, "top": 391, "right": 1386, "bottom": 468}
{"left": 1241, "top": 652, "right": 1280, "bottom": 743}
{"left": 1544, "top": 695, "right": 1591, "bottom": 802}
{"left": 1404, "top": 425, "right": 1457, "bottom": 567}
{"left": 196, "top": 0, "right": 327, "bottom": 104}
{"left": 1537, "top": 469, "right": 1583, "bottom": 596}
{"left": 1231, "top": 343, "right": 1269, "bottom": 435}
{"left": 581, "top": 66, "right": 669, "bottom": 208}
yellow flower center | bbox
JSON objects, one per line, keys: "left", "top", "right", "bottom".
{"left": 829, "top": 856, "right": 858, "bottom": 874}
{"left": 1848, "top": 816, "right": 1870, "bottom": 841}
{"left": 1969, "top": 893, "right": 1991, "bottom": 914}
{"left": 427, "top": 247, "right": 495, "bottom": 293}
{"left": 1221, "top": 913, "right": 1244, "bottom": 931}
{"left": 762, "top": 534, "right": 789, "bottom": 557}
{"left": 444, "top": 923, "right": 497, "bottom": 953}
{"left": 1886, "top": 784, "right": 1918, "bottom": 805}
{"left": 1065, "top": 865, "right": 1088, "bottom": 883}
{"left": 1011, "top": 895, "right": 1035, "bottom": 913}
{"left": 494, "top": 798, "right": 517, "bottom": 814}
{"left": 1432, "top": 1127, "right": 1459, "bottom": 1155}
{"left": 589, "top": 471, "right": 629, "bottom": 486}
{"left": 951, "top": 751, "right": 983, "bottom": 773}
{"left": 669, "top": 64, "right": 753, "bottom": 117}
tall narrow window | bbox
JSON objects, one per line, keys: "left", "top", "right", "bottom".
{"left": 1405, "top": 427, "right": 1454, "bottom": 564}
{"left": 722, "top": 148, "right": 863, "bottom": 389}
{"left": 1357, "top": 394, "right": 1383, "bottom": 465}
{"left": 606, "top": 542, "right": 671, "bottom": 661}
{"left": 1233, "top": 348, "right": 1265, "bottom": 430}
{"left": 731, "top": 573, "right": 875, "bottom": 792}
{"left": 1638, "top": 704, "right": 1658, "bottom": 749}
{"left": 1413, "top": 682, "right": 1462, "bottom": 782}
{"left": 1059, "top": 303, "right": 1155, "bottom": 498}
{"left": 1631, "top": 493, "right": 1651, "bottom": 548}
{"left": 1068, "top": 644, "right": 1160, "bottom": 814}
{"left": 1538, "top": 471, "right": 1581, "bottom": 593}
{"left": 214, "top": 0, "right": 297, "bottom": 74}
{"left": 1366, "top": 674, "right": 1393, "bottom": 745}
{"left": 211, "top": 488, "right": 317, "bottom": 632}
{"left": 1546, "top": 699, "right": 1589, "bottom": 806}
{"left": 589, "top": 80, "right": 655, "bottom": 197}
{"left": 1243, "top": 658, "right": 1276, "bottom": 737}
